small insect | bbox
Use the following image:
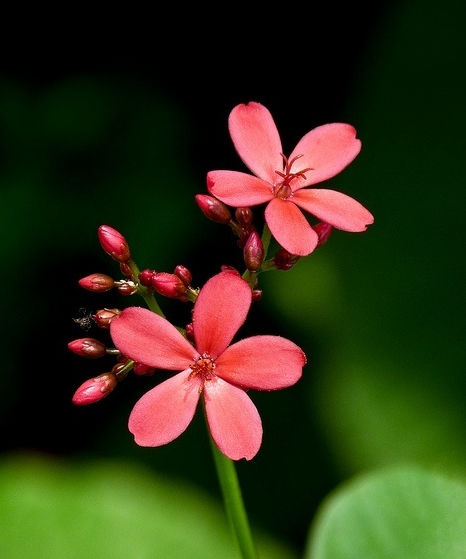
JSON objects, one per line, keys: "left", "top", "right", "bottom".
{"left": 73, "top": 307, "right": 95, "bottom": 332}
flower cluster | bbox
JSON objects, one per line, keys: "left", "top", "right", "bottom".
{"left": 69, "top": 101, "right": 373, "bottom": 461}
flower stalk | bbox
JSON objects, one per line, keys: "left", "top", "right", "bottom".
{"left": 209, "top": 426, "right": 258, "bottom": 559}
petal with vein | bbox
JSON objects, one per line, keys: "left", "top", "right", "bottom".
{"left": 128, "top": 370, "right": 201, "bottom": 447}
{"left": 193, "top": 271, "right": 252, "bottom": 357}
{"left": 207, "top": 170, "right": 273, "bottom": 206}
{"left": 265, "top": 198, "right": 318, "bottom": 256}
{"left": 289, "top": 123, "right": 361, "bottom": 188}
{"left": 110, "top": 307, "right": 196, "bottom": 370}
{"left": 204, "top": 377, "right": 262, "bottom": 461}
{"left": 228, "top": 102, "right": 283, "bottom": 182}
{"left": 216, "top": 335, "right": 306, "bottom": 390}
{"left": 293, "top": 188, "right": 374, "bottom": 231}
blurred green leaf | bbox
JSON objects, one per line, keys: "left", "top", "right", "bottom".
{"left": 305, "top": 466, "right": 466, "bottom": 559}
{"left": 0, "top": 452, "right": 298, "bottom": 559}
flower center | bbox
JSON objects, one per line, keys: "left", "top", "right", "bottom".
{"left": 272, "top": 153, "right": 313, "bottom": 200}
{"left": 189, "top": 353, "right": 216, "bottom": 391}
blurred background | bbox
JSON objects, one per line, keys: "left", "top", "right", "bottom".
{"left": 1, "top": 1, "right": 465, "bottom": 557}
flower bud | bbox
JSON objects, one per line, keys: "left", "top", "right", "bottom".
{"left": 72, "top": 372, "right": 118, "bottom": 405}
{"left": 79, "top": 273, "right": 115, "bottom": 292}
{"left": 93, "top": 308, "right": 121, "bottom": 328}
{"left": 235, "top": 207, "right": 253, "bottom": 227}
{"left": 133, "top": 362, "right": 156, "bottom": 376}
{"left": 174, "top": 265, "right": 192, "bottom": 287}
{"left": 252, "top": 289, "right": 263, "bottom": 302}
{"left": 195, "top": 194, "right": 232, "bottom": 224}
{"left": 243, "top": 231, "right": 264, "bottom": 271}
{"left": 185, "top": 322, "right": 195, "bottom": 343}
{"left": 313, "top": 222, "right": 333, "bottom": 247}
{"left": 220, "top": 265, "right": 240, "bottom": 274}
{"left": 68, "top": 338, "right": 107, "bottom": 358}
{"left": 237, "top": 225, "right": 256, "bottom": 249}
{"left": 98, "top": 225, "right": 131, "bottom": 263}
{"left": 139, "top": 269, "right": 155, "bottom": 287}
{"left": 273, "top": 248, "right": 300, "bottom": 271}
{"left": 151, "top": 272, "right": 187, "bottom": 298}
{"left": 119, "top": 262, "right": 133, "bottom": 277}
{"left": 117, "top": 280, "right": 138, "bottom": 296}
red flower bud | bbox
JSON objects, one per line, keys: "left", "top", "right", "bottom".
{"left": 93, "top": 308, "right": 121, "bottom": 328}
{"left": 185, "top": 322, "right": 195, "bottom": 343}
{"left": 98, "top": 225, "right": 131, "bottom": 263}
{"left": 235, "top": 207, "right": 253, "bottom": 227}
{"left": 79, "top": 273, "right": 115, "bottom": 292}
{"left": 133, "top": 362, "right": 156, "bottom": 376}
{"left": 119, "top": 262, "right": 133, "bottom": 277}
{"left": 117, "top": 280, "right": 138, "bottom": 296}
{"left": 313, "top": 222, "right": 333, "bottom": 247}
{"left": 138, "top": 269, "right": 155, "bottom": 287}
{"left": 151, "top": 272, "right": 187, "bottom": 298}
{"left": 252, "top": 289, "right": 263, "bottom": 302}
{"left": 72, "top": 372, "right": 118, "bottom": 405}
{"left": 243, "top": 231, "right": 264, "bottom": 271}
{"left": 174, "top": 265, "right": 192, "bottom": 287}
{"left": 195, "top": 194, "right": 232, "bottom": 224}
{"left": 273, "top": 248, "right": 300, "bottom": 271}
{"left": 68, "top": 338, "right": 107, "bottom": 358}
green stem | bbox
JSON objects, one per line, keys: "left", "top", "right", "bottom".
{"left": 209, "top": 434, "right": 259, "bottom": 559}
{"left": 126, "top": 259, "right": 166, "bottom": 318}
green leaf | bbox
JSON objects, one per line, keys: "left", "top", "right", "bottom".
{"left": 0, "top": 453, "right": 298, "bottom": 559}
{"left": 305, "top": 466, "right": 466, "bottom": 559}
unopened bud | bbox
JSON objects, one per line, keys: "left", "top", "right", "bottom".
{"left": 68, "top": 338, "right": 107, "bottom": 358}
{"left": 273, "top": 248, "right": 300, "bottom": 271}
{"left": 98, "top": 225, "right": 131, "bottom": 263}
{"left": 195, "top": 194, "right": 232, "bottom": 224}
{"left": 237, "top": 225, "right": 256, "bottom": 249}
{"left": 185, "top": 322, "right": 195, "bottom": 343}
{"left": 313, "top": 222, "right": 333, "bottom": 247}
{"left": 72, "top": 372, "right": 118, "bottom": 405}
{"left": 151, "top": 272, "right": 187, "bottom": 298}
{"left": 252, "top": 289, "right": 262, "bottom": 302}
{"left": 235, "top": 207, "right": 253, "bottom": 227}
{"left": 243, "top": 231, "right": 264, "bottom": 271}
{"left": 133, "top": 362, "right": 156, "bottom": 376}
{"left": 174, "top": 265, "right": 192, "bottom": 287}
{"left": 79, "top": 273, "right": 115, "bottom": 292}
{"left": 120, "top": 262, "right": 133, "bottom": 277}
{"left": 117, "top": 280, "right": 138, "bottom": 296}
{"left": 139, "top": 269, "right": 155, "bottom": 287}
{"left": 220, "top": 265, "right": 240, "bottom": 275}
{"left": 94, "top": 308, "right": 121, "bottom": 328}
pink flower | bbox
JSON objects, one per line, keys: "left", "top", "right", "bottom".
{"left": 207, "top": 102, "right": 374, "bottom": 256}
{"left": 110, "top": 270, "right": 306, "bottom": 460}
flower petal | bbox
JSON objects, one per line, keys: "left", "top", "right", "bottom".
{"left": 289, "top": 123, "right": 361, "bottom": 189}
{"left": 110, "top": 307, "right": 196, "bottom": 370}
{"left": 228, "top": 102, "right": 283, "bottom": 182}
{"left": 128, "top": 371, "right": 201, "bottom": 447}
{"left": 207, "top": 170, "right": 273, "bottom": 207}
{"left": 193, "top": 271, "right": 252, "bottom": 357}
{"left": 204, "top": 377, "right": 262, "bottom": 461}
{"left": 265, "top": 198, "right": 318, "bottom": 256}
{"left": 216, "top": 335, "right": 306, "bottom": 389}
{"left": 292, "top": 188, "right": 374, "bottom": 231}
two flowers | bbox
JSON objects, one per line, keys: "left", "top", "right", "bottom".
{"left": 101, "top": 102, "right": 373, "bottom": 460}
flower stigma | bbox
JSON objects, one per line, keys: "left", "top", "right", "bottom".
{"left": 189, "top": 352, "right": 217, "bottom": 392}
{"left": 273, "top": 153, "right": 313, "bottom": 199}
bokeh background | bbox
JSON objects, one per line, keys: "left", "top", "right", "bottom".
{"left": 1, "top": 1, "right": 465, "bottom": 557}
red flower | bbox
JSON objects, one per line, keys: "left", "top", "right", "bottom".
{"left": 207, "top": 102, "right": 374, "bottom": 256}
{"left": 110, "top": 271, "right": 306, "bottom": 460}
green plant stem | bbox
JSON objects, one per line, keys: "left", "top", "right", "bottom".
{"left": 209, "top": 434, "right": 259, "bottom": 559}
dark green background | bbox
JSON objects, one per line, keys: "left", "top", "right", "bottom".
{"left": 1, "top": 1, "right": 465, "bottom": 556}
